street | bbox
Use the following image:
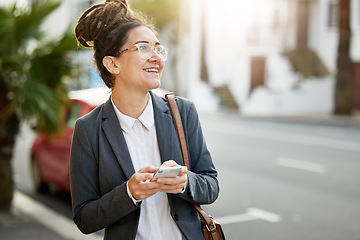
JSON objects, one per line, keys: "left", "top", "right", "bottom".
{"left": 12, "top": 112, "right": 360, "bottom": 240}
{"left": 200, "top": 113, "right": 360, "bottom": 240}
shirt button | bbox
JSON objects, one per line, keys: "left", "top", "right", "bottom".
{"left": 174, "top": 214, "right": 179, "bottom": 221}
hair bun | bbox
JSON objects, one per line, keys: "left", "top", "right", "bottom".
{"left": 75, "top": 0, "right": 131, "bottom": 47}
{"left": 106, "top": 0, "right": 128, "bottom": 6}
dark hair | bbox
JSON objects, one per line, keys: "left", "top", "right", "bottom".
{"left": 75, "top": 0, "right": 153, "bottom": 88}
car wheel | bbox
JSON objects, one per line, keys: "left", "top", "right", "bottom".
{"left": 31, "top": 156, "right": 49, "bottom": 193}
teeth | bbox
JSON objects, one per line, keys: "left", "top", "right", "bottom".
{"left": 144, "top": 68, "right": 159, "bottom": 73}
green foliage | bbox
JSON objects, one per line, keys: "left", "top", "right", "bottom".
{"left": 129, "top": 0, "right": 180, "bottom": 39}
{"left": 0, "top": 0, "right": 79, "bottom": 134}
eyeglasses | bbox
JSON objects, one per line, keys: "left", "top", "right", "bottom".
{"left": 118, "top": 43, "right": 168, "bottom": 61}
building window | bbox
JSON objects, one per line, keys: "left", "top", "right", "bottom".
{"left": 328, "top": 1, "right": 338, "bottom": 27}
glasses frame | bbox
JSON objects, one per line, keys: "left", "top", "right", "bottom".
{"left": 118, "top": 43, "right": 168, "bottom": 61}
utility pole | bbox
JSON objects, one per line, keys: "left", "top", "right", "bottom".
{"left": 334, "top": 0, "right": 352, "bottom": 115}
{"left": 200, "top": 0, "right": 209, "bottom": 82}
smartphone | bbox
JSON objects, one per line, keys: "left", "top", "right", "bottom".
{"left": 151, "top": 166, "right": 182, "bottom": 181}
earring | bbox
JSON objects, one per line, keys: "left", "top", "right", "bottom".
{"left": 115, "top": 69, "right": 119, "bottom": 74}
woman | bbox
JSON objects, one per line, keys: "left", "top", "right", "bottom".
{"left": 70, "top": 0, "right": 219, "bottom": 239}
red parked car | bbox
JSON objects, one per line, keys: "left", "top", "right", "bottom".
{"left": 31, "top": 87, "right": 166, "bottom": 193}
{"left": 31, "top": 87, "right": 111, "bottom": 193}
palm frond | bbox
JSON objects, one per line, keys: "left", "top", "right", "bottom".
{"left": 0, "top": 0, "right": 83, "bottom": 135}
{"left": 12, "top": 79, "right": 69, "bottom": 133}
{"left": 31, "top": 29, "right": 79, "bottom": 87}
{"left": 14, "top": 0, "right": 61, "bottom": 48}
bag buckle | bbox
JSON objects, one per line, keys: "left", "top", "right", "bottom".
{"left": 205, "top": 220, "right": 217, "bottom": 232}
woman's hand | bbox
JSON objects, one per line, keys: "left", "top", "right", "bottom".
{"left": 156, "top": 160, "right": 188, "bottom": 194}
{"left": 127, "top": 166, "right": 158, "bottom": 200}
{"left": 127, "top": 160, "right": 188, "bottom": 200}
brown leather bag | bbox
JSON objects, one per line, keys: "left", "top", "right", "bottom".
{"left": 166, "top": 93, "right": 225, "bottom": 240}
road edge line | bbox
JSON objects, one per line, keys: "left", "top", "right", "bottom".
{"left": 13, "top": 190, "right": 102, "bottom": 240}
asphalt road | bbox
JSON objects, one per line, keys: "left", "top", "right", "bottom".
{"left": 12, "top": 112, "right": 360, "bottom": 240}
{"left": 200, "top": 113, "right": 360, "bottom": 240}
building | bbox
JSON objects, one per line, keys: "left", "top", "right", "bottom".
{"left": 3, "top": 0, "right": 359, "bottom": 115}
{"left": 179, "top": 0, "right": 360, "bottom": 115}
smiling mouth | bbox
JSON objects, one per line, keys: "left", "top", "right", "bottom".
{"left": 144, "top": 67, "right": 159, "bottom": 74}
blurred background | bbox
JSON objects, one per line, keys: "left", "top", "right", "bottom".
{"left": 1, "top": 0, "right": 360, "bottom": 240}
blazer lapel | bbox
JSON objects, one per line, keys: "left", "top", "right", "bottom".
{"left": 151, "top": 91, "right": 175, "bottom": 164}
{"left": 102, "top": 98, "right": 135, "bottom": 180}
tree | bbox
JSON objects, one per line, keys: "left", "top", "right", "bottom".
{"left": 0, "top": 0, "right": 79, "bottom": 212}
{"left": 129, "top": 0, "right": 180, "bottom": 36}
{"left": 334, "top": 0, "right": 352, "bottom": 114}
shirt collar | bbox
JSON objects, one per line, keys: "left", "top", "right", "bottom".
{"left": 138, "top": 94, "right": 154, "bottom": 131}
{"left": 111, "top": 93, "right": 154, "bottom": 133}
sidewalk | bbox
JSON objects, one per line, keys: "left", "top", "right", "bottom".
{"left": 0, "top": 191, "right": 102, "bottom": 240}
{"left": 242, "top": 113, "right": 360, "bottom": 128}
{"left": 0, "top": 209, "right": 65, "bottom": 240}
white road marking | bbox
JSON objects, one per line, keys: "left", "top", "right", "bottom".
{"left": 246, "top": 208, "right": 282, "bottom": 222}
{"left": 215, "top": 208, "right": 281, "bottom": 225}
{"left": 276, "top": 157, "right": 326, "bottom": 173}
{"left": 214, "top": 213, "right": 257, "bottom": 224}
{"left": 13, "top": 191, "right": 102, "bottom": 240}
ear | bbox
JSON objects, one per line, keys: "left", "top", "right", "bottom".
{"left": 103, "top": 56, "right": 120, "bottom": 74}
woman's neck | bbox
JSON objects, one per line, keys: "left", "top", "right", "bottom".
{"left": 111, "top": 87, "right": 149, "bottom": 119}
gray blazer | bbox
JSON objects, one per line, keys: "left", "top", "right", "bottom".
{"left": 69, "top": 91, "right": 219, "bottom": 240}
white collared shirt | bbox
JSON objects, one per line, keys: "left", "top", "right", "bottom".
{"left": 111, "top": 94, "right": 183, "bottom": 240}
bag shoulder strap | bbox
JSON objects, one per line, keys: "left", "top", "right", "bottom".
{"left": 166, "top": 93, "right": 226, "bottom": 240}
{"left": 165, "top": 93, "right": 190, "bottom": 169}
{"left": 165, "top": 93, "right": 215, "bottom": 225}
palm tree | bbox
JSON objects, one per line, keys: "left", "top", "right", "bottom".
{"left": 0, "top": 0, "right": 79, "bottom": 212}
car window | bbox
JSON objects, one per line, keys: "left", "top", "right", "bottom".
{"left": 66, "top": 102, "right": 80, "bottom": 128}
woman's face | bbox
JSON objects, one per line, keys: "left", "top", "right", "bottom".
{"left": 113, "top": 26, "right": 165, "bottom": 93}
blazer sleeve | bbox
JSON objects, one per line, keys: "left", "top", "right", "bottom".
{"left": 69, "top": 117, "right": 139, "bottom": 234}
{"left": 175, "top": 100, "right": 219, "bottom": 205}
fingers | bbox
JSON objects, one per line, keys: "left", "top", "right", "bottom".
{"left": 179, "top": 166, "right": 188, "bottom": 176}
{"left": 156, "top": 173, "right": 187, "bottom": 194}
{"left": 131, "top": 166, "right": 157, "bottom": 183}
{"left": 160, "top": 160, "right": 178, "bottom": 168}
{"left": 160, "top": 161, "right": 188, "bottom": 176}
{"left": 128, "top": 166, "right": 158, "bottom": 200}
{"left": 156, "top": 182, "right": 185, "bottom": 194}
{"left": 155, "top": 161, "right": 188, "bottom": 194}
{"left": 137, "top": 173, "right": 154, "bottom": 182}
{"left": 157, "top": 173, "right": 187, "bottom": 185}
{"left": 128, "top": 176, "right": 157, "bottom": 200}
{"left": 138, "top": 165, "right": 157, "bottom": 174}
{"left": 128, "top": 163, "right": 188, "bottom": 199}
